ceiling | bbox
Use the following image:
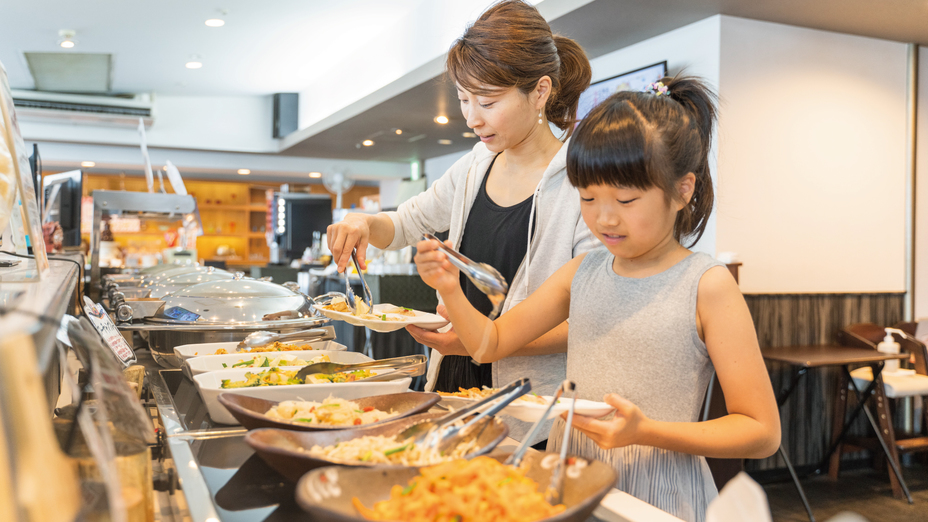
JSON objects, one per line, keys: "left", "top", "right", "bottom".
{"left": 4, "top": 0, "right": 928, "bottom": 164}
{"left": 282, "top": 0, "right": 928, "bottom": 162}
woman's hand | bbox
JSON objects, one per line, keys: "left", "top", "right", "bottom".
{"left": 568, "top": 394, "right": 649, "bottom": 450}
{"left": 406, "top": 305, "right": 470, "bottom": 356}
{"left": 414, "top": 239, "right": 460, "bottom": 295}
{"left": 327, "top": 213, "right": 373, "bottom": 273}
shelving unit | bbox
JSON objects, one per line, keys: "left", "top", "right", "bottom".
{"left": 75, "top": 173, "right": 379, "bottom": 268}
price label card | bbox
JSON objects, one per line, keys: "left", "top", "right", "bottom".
{"left": 83, "top": 296, "right": 136, "bottom": 367}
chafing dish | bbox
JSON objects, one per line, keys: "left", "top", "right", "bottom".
{"left": 119, "top": 276, "right": 330, "bottom": 368}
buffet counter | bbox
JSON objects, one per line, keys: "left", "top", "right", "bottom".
{"left": 144, "top": 349, "right": 684, "bottom": 522}
{"left": 0, "top": 254, "right": 80, "bottom": 409}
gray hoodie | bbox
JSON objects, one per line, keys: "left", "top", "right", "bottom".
{"left": 385, "top": 139, "right": 599, "bottom": 442}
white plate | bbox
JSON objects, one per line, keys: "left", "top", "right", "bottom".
{"left": 174, "top": 340, "right": 347, "bottom": 364}
{"left": 193, "top": 367, "right": 411, "bottom": 425}
{"left": 314, "top": 303, "right": 449, "bottom": 333}
{"left": 184, "top": 350, "right": 371, "bottom": 376}
{"left": 439, "top": 395, "right": 614, "bottom": 423}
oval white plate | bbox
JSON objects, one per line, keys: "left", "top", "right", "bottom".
{"left": 440, "top": 395, "right": 614, "bottom": 423}
{"left": 314, "top": 303, "right": 449, "bottom": 333}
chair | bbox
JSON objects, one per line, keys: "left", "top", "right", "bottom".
{"left": 831, "top": 322, "right": 928, "bottom": 499}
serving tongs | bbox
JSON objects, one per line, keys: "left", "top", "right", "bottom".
{"left": 295, "top": 354, "right": 427, "bottom": 382}
{"left": 398, "top": 378, "right": 532, "bottom": 452}
{"left": 237, "top": 328, "right": 330, "bottom": 350}
{"left": 505, "top": 379, "right": 579, "bottom": 505}
{"left": 422, "top": 233, "right": 508, "bottom": 316}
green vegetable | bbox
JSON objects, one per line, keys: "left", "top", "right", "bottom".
{"left": 295, "top": 418, "right": 313, "bottom": 423}
{"left": 498, "top": 477, "right": 513, "bottom": 486}
{"left": 354, "top": 409, "right": 364, "bottom": 413}
{"left": 381, "top": 314, "right": 387, "bottom": 321}
{"left": 320, "top": 403, "right": 340, "bottom": 408}
{"left": 402, "top": 307, "right": 413, "bottom": 311}
{"left": 220, "top": 379, "right": 230, "bottom": 387}
{"left": 360, "top": 450, "right": 373, "bottom": 462}
{"left": 260, "top": 356, "right": 270, "bottom": 367}
{"left": 401, "top": 481, "right": 417, "bottom": 496}
{"left": 222, "top": 363, "right": 227, "bottom": 368}
{"left": 231, "top": 359, "right": 251, "bottom": 368}
{"left": 384, "top": 443, "right": 412, "bottom": 456}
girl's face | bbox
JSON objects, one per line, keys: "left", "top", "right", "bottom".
{"left": 456, "top": 84, "right": 541, "bottom": 153}
{"left": 578, "top": 178, "right": 692, "bottom": 261}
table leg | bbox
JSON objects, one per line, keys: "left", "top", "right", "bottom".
{"left": 817, "top": 370, "right": 882, "bottom": 474}
{"left": 828, "top": 369, "right": 849, "bottom": 479}
{"left": 846, "top": 365, "right": 913, "bottom": 503}
{"left": 774, "top": 366, "right": 815, "bottom": 522}
{"left": 779, "top": 445, "right": 816, "bottom": 522}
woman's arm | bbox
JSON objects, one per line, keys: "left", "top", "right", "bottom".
{"left": 415, "top": 239, "right": 582, "bottom": 363}
{"left": 570, "top": 266, "right": 781, "bottom": 459}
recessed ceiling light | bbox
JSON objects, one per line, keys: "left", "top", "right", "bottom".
{"left": 80, "top": 161, "right": 95, "bottom": 167}
{"left": 205, "top": 18, "right": 225, "bottom": 27}
{"left": 434, "top": 116, "right": 449, "bottom": 125}
{"left": 394, "top": 129, "right": 403, "bottom": 135}
{"left": 308, "top": 172, "right": 322, "bottom": 178}
{"left": 186, "top": 61, "right": 203, "bottom": 69}
{"left": 462, "top": 132, "right": 477, "bottom": 138}
{"left": 438, "top": 139, "right": 453, "bottom": 145}
{"left": 362, "top": 139, "right": 374, "bottom": 147}
{"left": 57, "top": 29, "right": 77, "bottom": 48}
{"left": 237, "top": 169, "right": 251, "bottom": 175}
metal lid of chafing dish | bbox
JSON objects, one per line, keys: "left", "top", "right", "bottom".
{"left": 146, "top": 278, "right": 314, "bottom": 325}
{"left": 147, "top": 268, "right": 236, "bottom": 299}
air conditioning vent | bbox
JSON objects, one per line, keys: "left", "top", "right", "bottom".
{"left": 10, "top": 90, "right": 154, "bottom": 127}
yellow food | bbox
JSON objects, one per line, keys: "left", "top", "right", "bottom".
{"left": 246, "top": 341, "right": 312, "bottom": 353}
{"left": 265, "top": 396, "right": 397, "bottom": 427}
{"left": 438, "top": 387, "right": 548, "bottom": 405}
{"left": 353, "top": 456, "right": 565, "bottom": 521}
{"left": 224, "top": 353, "right": 329, "bottom": 369}
{"left": 322, "top": 298, "right": 416, "bottom": 321}
{"left": 219, "top": 367, "right": 374, "bottom": 388}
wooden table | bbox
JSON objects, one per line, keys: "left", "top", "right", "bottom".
{"left": 761, "top": 345, "right": 910, "bottom": 521}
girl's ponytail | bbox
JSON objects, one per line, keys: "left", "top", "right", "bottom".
{"left": 664, "top": 76, "right": 717, "bottom": 248}
{"left": 546, "top": 36, "right": 592, "bottom": 137}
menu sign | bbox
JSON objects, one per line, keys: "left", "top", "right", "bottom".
{"left": 82, "top": 296, "right": 136, "bottom": 367}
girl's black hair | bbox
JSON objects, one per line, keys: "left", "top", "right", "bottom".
{"left": 567, "top": 75, "right": 717, "bottom": 247}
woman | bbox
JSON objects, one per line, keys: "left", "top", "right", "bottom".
{"left": 326, "top": 0, "right": 598, "bottom": 443}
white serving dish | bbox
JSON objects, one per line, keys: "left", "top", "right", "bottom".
{"left": 174, "top": 340, "right": 347, "bottom": 363}
{"left": 193, "top": 368, "right": 412, "bottom": 425}
{"left": 439, "top": 395, "right": 615, "bottom": 423}
{"left": 314, "top": 302, "right": 448, "bottom": 333}
{"left": 185, "top": 350, "right": 372, "bottom": 376}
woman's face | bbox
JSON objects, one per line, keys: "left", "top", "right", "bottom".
{"left": 457, "top": 84, "right": 538, "bottom": 153}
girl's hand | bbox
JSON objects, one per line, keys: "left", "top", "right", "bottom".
{"left": 327, "top": 214, "right": 372, "bottom": 273}
{"left": 414, "top": 239, "right": 460, "bottom": 295}
{"left": 405, "top": 305, "right": 470, "bottom": 355}
{"left": 568, "top": 394, "right": 648, "bottom": 450}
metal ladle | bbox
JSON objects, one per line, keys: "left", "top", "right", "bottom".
{"left": 237, "top": 328, "right": 329, "bottom": 350}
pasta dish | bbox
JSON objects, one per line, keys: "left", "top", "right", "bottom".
{"left": 205, "top": 341, "right": 312, "bottom": 355}
{"left": 438, "top": 387, "right": 548, "bottom": 405}
{"left": 321, "top": 297, "right": 417, "bottom": 322}
{"left": 352, "top": 456, "right": 565, "bottom": 521}
{"left": 219, "top": 367, "right": 374, "bottom": 388}
{"left": 307, "top": 433, "right": 476, "bottom": 466}
{"left": 265, "top": 396, "right": 398, "bottom": 426}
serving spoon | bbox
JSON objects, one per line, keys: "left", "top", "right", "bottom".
{"left": 294, "top": 354, "right": 427, "bottom": 382}
{"left": 237, "top": 328, "right": 329, "bottom": 350}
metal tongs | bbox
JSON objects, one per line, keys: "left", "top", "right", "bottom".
{"left": 505, "top": 380, "right": 579, "bottom": 505}
{"left": 295, "top": 354, "right": 427, "bottom": 382}
{"left": 398, "top": 378, "right": 532, "bottom": 452}
{"left": 423, "top": 233, "right": 508, "bottom": 312}
{"left": 237, "top": 328, "right": 329, "bottom": 350}
{"left": 342, "top": 248, "right": 374, "bottom": 314}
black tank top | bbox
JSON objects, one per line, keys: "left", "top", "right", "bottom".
{"left": 434, "top": 155, "right": 536, "bottom": 392}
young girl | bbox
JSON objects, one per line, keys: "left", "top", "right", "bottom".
{"left": 414, "top": 76, "right": 781, "bottom": 522}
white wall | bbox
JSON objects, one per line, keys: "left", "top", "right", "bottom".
{"left": 716, "top": 16, "right": 908, "bottom": 293}
{"left": 914, "top": 47, "right": 928, "bottom": 317}
{"left": 19, "top": 95, "right": 279, "bottom": 153}
{"left": 587, "top": 16, "right": 722, "bottom": 256}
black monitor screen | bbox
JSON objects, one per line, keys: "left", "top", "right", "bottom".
{"left": 284, "top": 195, "right": 332, "bottom": 259}
{"left": 42, "top": 169, "right": 83, "bottom": 247}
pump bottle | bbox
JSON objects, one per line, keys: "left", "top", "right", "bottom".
{"left": 877, "top": 329, "right": 901, "bottom": 373}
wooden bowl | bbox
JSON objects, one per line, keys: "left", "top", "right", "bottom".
{"left": 294, "top": 451, "right": 617, "bottom": 522}
{"left": 217, "top": 391, "right": 440, "bottom": 432}
{"left": 244, "top": 412, "right": 509, "bottom": 482}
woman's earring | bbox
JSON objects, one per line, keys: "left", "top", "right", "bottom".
{"left": 538, "top": 111, "right": 543, "bottom": 125}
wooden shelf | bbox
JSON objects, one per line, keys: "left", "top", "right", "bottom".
{"left": 248, "top": 205, "right": 267, "bottom": 211}
{"left": 247, "top": 232, "right": 267, "bottom": 238}
{"left": 198, "top": 204, "right": 249, "bottom": 211}
{"left": 198, "top": 234, "right": 248, "bottom": 239}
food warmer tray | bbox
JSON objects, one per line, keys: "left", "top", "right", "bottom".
{"left": 147, "top": 352, "right": 611, "bottom": 522}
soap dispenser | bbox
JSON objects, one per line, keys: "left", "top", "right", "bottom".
{"left": 877, "top": 329, "right": 901, "bottom": 373}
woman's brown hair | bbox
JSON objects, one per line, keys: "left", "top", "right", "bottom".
{"left": 566, "top": 76, "right": 718, "bottom": 247}
{"left": 446, "top": 0, "right": 591, "bottom": 137}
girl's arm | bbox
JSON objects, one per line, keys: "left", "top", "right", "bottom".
{"left": 571, "top": 266, "right": 781, "bottom": 459}
{"left": 415, "top": 239, "right": 581, "bottom": 363}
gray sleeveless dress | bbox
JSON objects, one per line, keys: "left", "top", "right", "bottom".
{"left": 548, "top": 249, "right": 724, "bottom": 522}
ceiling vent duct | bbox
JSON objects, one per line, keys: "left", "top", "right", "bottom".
{"left": 11, "top": 90, "right": 154, "bottom": 128}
